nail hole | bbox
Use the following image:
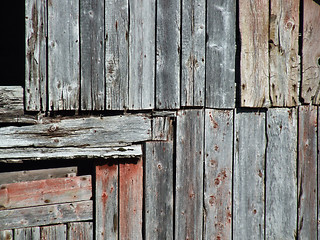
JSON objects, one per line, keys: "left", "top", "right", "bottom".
{"left": 318, "top": 57, "right": 320, "bottom": 66}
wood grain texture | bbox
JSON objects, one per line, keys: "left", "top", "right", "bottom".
{"left": 156, "top": 0, "right": 180, "bottom": 109}
{"left": 67, "top": 222, "right": 93, "bottom": 240}
{"left": 266, "top": 108, "right": 297, "bottom": 239}
{"left": 176, "top": 110, "right": 204, "bottom": 240}
{"left": 0, "top": 230, "right": 12, "bottom": 240}
{"left": 269, "top": 0, "right": 300, "bottom": 106}
{"left": 145, "top": 142, "right": 174, "bottom": 240}
{"left": 14, "top": 227, "right": 40, "bottom": 240}
{"left": 41, "top": 225, "right": 66, "bottom": 240}
{"left": 48, "top": 0, "right": 79, "bottom": 110}
{"left": 152, "top": 117, "right": 173, "bottom": 141}
{"left": 233, "top": 111, "right": 266, "bottom": 240}
{"left": 240, "top": 0, "right": 269, "bottom": 107}
{"left": 204, "top": 109, "right": 233, "bottom": 240}
{"left": 181, "top": 0, "right": 205, "bottom": 107}
{"left": 206, "top": 0, "right": 236, "bottom": 108}
{"left": 318, "top": 106, "right": 320, "bottom": 240}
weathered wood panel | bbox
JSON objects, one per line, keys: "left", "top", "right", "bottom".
{"left": 0, "top": 230, "right": 12, "bottom": 240}
{"left": 240, "top": 0, "right": 269, "bottom": 107}
{"left": 181, "top": 0, "right": 205, "bottom": 107}
{"left": 48, "top": 0, "right": 79, "bottom": 110}
{"left": 318, "top": 106, "right": 320, "bottom": 240}
{"left": 234, "top": 111, "right": 266, "bottom": 239}
{"left": 105, "top": 0, "right": 128, "bottom": 110}
{"left": 14, "top": 227, "right": 40, "bottom": 240}
{"left": 266, "top": 108, "right": 297, "bottom": 238}
{"left": 41, "top": 225, "right": 66, "bottom": 240}
{"left": 129, "top": 0, "right": 155, "bottom": 109}
{"left": 25, "top": 0, "right": 47, "bottom": 112}
{"left": 176, "top": 110, "right": 204, "bottom": 239}
{"left": 206, "top": 0, "right": 236, "bottom": 108}
{"left": 269, "top": 0, "right": 300, "bottom": 106}
{"left": 156, "top": 0, "right": 180, "bottom": 109}
{"left": 145, "top": 142, "right": 174, "bottom": 240}
{"left": 152, "top": 117, "right": 173, "bottom": 141}
{"left": 204, "top": 109, "right": 233, "bottom": 239}
{"left": 80, "top": 0, "right": 104, "bottom": 110}
{"left": 298, "top": 105, "right": 317, "bottom": 239}
{"left": 301, "top": 0, "right": 320, "bottom": 104}
{"left": 119, "top": 158, "right": 143, "bottom": 240}
{"left": 67, "top": 222, "right": 93, "bottom": 240}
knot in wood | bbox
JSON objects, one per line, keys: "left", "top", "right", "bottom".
{"left": 48, "top": 125, "right": 58, "bottom": 132}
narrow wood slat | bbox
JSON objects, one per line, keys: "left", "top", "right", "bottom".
{"left": 41, "top": 225, "right": 66, "bottom": 240}
{"left": 14, "top": 227, "right": 40, "bottom": 240}
{"left": 152, "top": 117, "right": 173, "bottom": 141}
{"left": 0, "top": 230, "right": 12, "bottom": 240}
{"left": 204, "top": 109, "right": 233, "bottom": 239}
{"left": 67, "top": 222, "right": 93, "bottom": 240}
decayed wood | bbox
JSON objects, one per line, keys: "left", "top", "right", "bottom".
{"left": 80, "top": 0, "right": 104, "bottom": 110}
{"left": 95, "top": 162, "right": 118, "bottom": 240}
{"left": 0, "top": 201, "right": 93, "bottom": 230}
{"left": 67, "top": 222, "right": 93, "bottom": 240}
{"left": 206, "top": 0, "right": 236, "bottom": 108}
{"left": 25, "top": 0, "right": 47, "bottom": 112}
{"left": 48, "top": 0, "right": 79, "bottom": 110}
{"left": 266, "top": 108, "right": 297, "bottom": 238}
{"left": 301, "top": 0, "right": 320, "bottom": 104}
{"left": 14, "top": 227, "right": 40, "bottom": 240}
{"left": 119, "top": 158, "right": 143, "bottom": 240}
{"left": 269, "top": 0, "right": 300, "bottom": 106}
{"left": 0, "top": 230, "right": 12, "bottom": 240}
{"left": 105, "top": 0, "right": 128, "bottom": 110}
{"left": 41, "top": 225, "right": 66, "bottom": 240}
{"left": 240, "top": 0, "right": 269, "bottom": 107}
{"left": 156, "top": 0, "right": 180, "bottom": 109}
{"left": 129, "top": 0, "right": 155, "bottom": 109}
{"left": 176, "top": 110, "right": 204, "bottom": 239}
{"left": 152, "top": 117, "right": 173, "bottom": 141}
{"left": 234, "top": 111, "right": 266, "bottom": 239}
{"left": 204, "top": 109, "right": 233, "bottom": 240}
{"left": 181, "top": 0, "right": 205, "bottom": 107}
{"left": 145, "top": 142, "right": 174, "bottom": 240}
{"left": 298, "top": 105, "right": 317, "bottom": 239}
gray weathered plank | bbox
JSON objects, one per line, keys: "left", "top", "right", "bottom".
{"left": 233, "top": 110, "right": 266, "bottom": 239}
{"left": 176, "top": 110, "right": 204, "bottom": 239}
{"left": 145, "top": 142, "right": 174, "bottom": 240}
{"left": 156, "top": 0, "right": 180, "bottom": 109}
{"left": 266, "top": 108, "right": 297, "bottom": 239}
{"left": 152, "top": 117, "right": 173, "bottom": 141}
{"left": 105, "top": 0, "right": 128, "bottom": 110}
{"left": 206, "top": 0, "right": 236, "bottom": 108}
{"left": 41, "top": 225, "right": 66, "bottom": 240}
{"left": 129, "top": 0, "right": 155, "bottom": 109}
{"left": 0, "top": 230, "right": 12, "bottom": 240}
{"left": 14, "top": 227, "right": 40, "bottom": 240}
{"left": 80, "top": 0, "right": 104, "bottom": 110}
{"left": 181, "top": 0, "right": 205, "bottom": 107}
{"left": 25, "top": 0, "right": 47, "bottom": 111}
{"left": 48, "top": 0, "right": 79, "bottom": 110}
{"left": 318, "top": 106, "right": 320, "bottom": 240}
{"left": 204, "top": 109, "right": 233, "bottom": 240}
{"left": 67, "top": 222, "right": 93, "bottom": 240}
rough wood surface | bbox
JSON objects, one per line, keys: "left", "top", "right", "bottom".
{"left": 206, "top": 0, "right": 236, "bottom": 108}
{"left": 176, "top": 110, "right": 204, "bottom": 239}
{"left": 234, "top": 111, "right": 266, "bottom": 239}
{"left": 41, "top": 225, "right": 66, "bottom": 240}
{"left": 269, "top": 0, "right": 300, "bottom": 106}
{"left": 240, "top": 0, "right": 269, "bottom": 107}
{"left": 145, "top": 142, "right": 174, "bottom": 240}
{"left": 266, "top": 108, "right": 297, "bottom": 239}
{"left": 152, "top": 117, "right": 173, "bottom": 141}
{"left": 67, "top": 222, "right": 93, "bottom": 240}
{"left": 0, "top": 230, "right": 12, "bottom": 240}
{"left": 14, "top": 227, "right": 40, "bottom": 240}
{"left": 204, "top": 109, "right": 233, "bottom": 240}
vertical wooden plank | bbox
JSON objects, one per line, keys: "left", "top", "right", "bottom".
{"left": 25, "top": 0, "right": 47, "bottom": 111}
{"left": 266, "top": 108, "right": 297, "bottom": 238}
{"left": 318, "top": 106, "right": 320, "bottom": 240}
{"left": 41, "top": 225, "right": 66, "bottom": 240}
{"left": 14, "top": 227, "right": 40, "bottom": 240}
{"left": 206, "top": 0, "right": 236, "bottom": 108}
{"left": 48, "top": 0, "right": 79, "bottom": 111}
{"left": 269, "top": 0, "right": 300, "bottom": 106}
{"left": 80, "top": 0, "right": 104, "bottom": 110}
{"left": 234, "top": 111, "right": 266, "bottom": 239}
{"left": 298, "top": 105, "right": 317, "bottom": 239}
{"left": 95, "top": 162, "right": 118, "bottom": 240}
{"left": 119, "top": 158, "right": 143, "bottom": 240}
{"left": 301, "top": 0, "right": 320, "bottom": 104}
{"left": 204, "top": 109, "right": 233, "bottom": 240}
{"left": 67, "top": 222, "right": 93, "bottom": 240}
{"left": 105, "top": 0, "right": 128, "bottom": 110}
{"left": 181, "top": 0, "right": 205, "bottom": 107}
{"left": 129, "top": 0, "right": 155, "bottom": 109}
{"left": 176, "top": 109, "right": 204, "bottom": 239}
{"left": 145, "top": 142, "right": 174, "bottom": 240}
{"left": 239, "top": 0, "right": 269, "bottom": 107}
{"left": 152, "top": 117, "right": 173, "bottom": 141}
{"left": 156, "top": 0, "right": 181, "bottom": 109}
{"left": 0, "top": 230, "right": 12, "bottom": 240}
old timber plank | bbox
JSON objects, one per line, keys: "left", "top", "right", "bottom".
{"left": 156, "top": 0, "right": 180, "bottom": 109}
{"left": 240, "top": 0, "right": 269, "bottom": 107}
{"left": 266, "top": 108, "right": 297, "bottom": 238}
{"left": 14, "top": 227, "right": 40, "bottom": 240}
{"left": 298, "top": 105, "right": 317, "bottom": 239}
{"left": 105, "top": 0, "right": 128, "bottom": 110}
{"left": 41, "top": 225, "right": 66, "bottom": 240}
{"left": 234, "top": 110, "right": 266, "bottom": 239}
{"left": 0, "top": 230, "right": 12, "bottom": 240}
{"left": 176, "top": 110, "right": 204, "bottom": 239}
{"left": 145, "top": 142, "right": 174, "bottom": 239}
{"left": 204, "top": 109, "right": 233, "bottom": 239}
{"left": 48, "top": 0, "right": 79, "bottom": 111}
{"left": 67, "top": 222, "right": 93, "bottom": 240}
{"left": 152, "top": 117, "right": 173, "bottom": 141}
